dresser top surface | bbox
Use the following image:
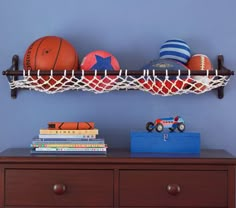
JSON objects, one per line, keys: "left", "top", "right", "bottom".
{"left": 0, "top": 148, "right": 235, "bottom": 165}
{"left": 0, "top": 148, "right": 234, "bottom": 157}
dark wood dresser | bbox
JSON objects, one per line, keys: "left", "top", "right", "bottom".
{"left": 0, "top": 148, "right": 235, "bottom": 208}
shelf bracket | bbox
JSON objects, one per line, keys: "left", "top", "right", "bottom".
{"left": 217, "top": 55, "right": 225, "bottom": 99}
{"left": 6, "top": 55, "right": 19, "bottom": 99}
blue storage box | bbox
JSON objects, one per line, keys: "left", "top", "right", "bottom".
{"left": 130, "top": 131, "right": 200, "bottom": 154}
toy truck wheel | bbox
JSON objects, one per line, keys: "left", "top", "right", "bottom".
{"left": 156, "top": 123, "right": 164, "bottom": 132}
{"left": 177, "top": 123, "right": 185, "bottom": 132}
{"left": 146, "top": 122, "right": 155, "bottom": 132}
{"left": 169, "top": 128, "right": 175, "bottom": 132}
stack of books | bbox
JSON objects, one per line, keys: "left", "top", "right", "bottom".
{"left": 30, "top": 122, "right": 107, "bottom": 155}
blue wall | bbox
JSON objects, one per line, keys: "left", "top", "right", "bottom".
{"left": 0, "top": 0, "right": 235, "bottom": 154}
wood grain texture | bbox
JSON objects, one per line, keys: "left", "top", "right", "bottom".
{"left": 0, "top": 148, "right": 235, "bottom": 208}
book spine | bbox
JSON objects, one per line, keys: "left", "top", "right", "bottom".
{"left": 31, "top": 144, "right": 107, "bottom": 148}
{"left": 34, "top": 147, "right": 107, "bottom": 151}
{"left": 30, "top": 150, "right": 107, "bottom": 155}
{"left": 33, "top": 137, "right": 104, "bottom": 142}
{"left": 38, "top": 134, "right": 96, "bottom": 139}
{"left": 48, "top": 122, "right": 95, "bottom": 130}
{"left": 32, "top": 140, "right": 105, "bottom": 144}
{"left": 39, "top": 129, "right": 99, "bottom": 135}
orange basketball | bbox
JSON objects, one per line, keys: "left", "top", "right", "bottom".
{"left": 23, "top": 36, "right": 79, "bottom": 89}
{"left": 187, "top": 54, "right": 213, "bottom": 92}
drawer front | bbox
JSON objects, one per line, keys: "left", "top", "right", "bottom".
{"left": 5, "top": 169, "right": 113, "bottom": 207}
{"left": 120, "top": 170, "right": 227, "bottom": 207}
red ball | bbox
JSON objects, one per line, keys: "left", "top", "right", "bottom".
{"left": 81, "top": 50, "right": 120, "bottom": 91}
{"left": 139, "top": 59, "right": 190, "bottom": 95}
{"left": 81, "top": 50, "right": 119, "bottom": 71}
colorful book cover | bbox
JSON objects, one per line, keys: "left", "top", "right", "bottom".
{"left": 39, "top": 129, "right": 99, "bottom": 135}
{"left": 30, "top": 150, "right": 107, "bottom": 155}
{"left": 33, "top": 137, "right": 104, "bottom": 142}
{"left": 48, "top": 122, "right": 95, "bottom": 130}
{"left": 33, "top": 147, "right": 107, "bottom": 152}
{"left": 38, "top": 134, "right": 96, "bottom": 139}
{"left": 31, "top": 144, "right": 107, "bottom": 148}
{"left": 32, "top": 140, "right": 105, "bottom": 145}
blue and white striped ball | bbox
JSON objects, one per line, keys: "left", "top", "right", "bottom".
{"left": 159, "top": 39, "right": 191, "bottom": 64}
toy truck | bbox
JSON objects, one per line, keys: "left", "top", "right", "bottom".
{"left": 146, "top": 116, "right": 185, "bottom": 132}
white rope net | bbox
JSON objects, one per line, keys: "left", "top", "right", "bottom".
{"left": 8, "top": 69, "right": 230, "bottom": 96}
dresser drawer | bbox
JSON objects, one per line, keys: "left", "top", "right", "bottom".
{"left": 5, "top": 169, "right": 113, "bottom": 207}
{"left": 120, "top": 170, "right": 227, "bottom": 207}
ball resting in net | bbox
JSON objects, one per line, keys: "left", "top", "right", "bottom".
{"left": 8, "top": 69, "right": 230, "bottom": 95}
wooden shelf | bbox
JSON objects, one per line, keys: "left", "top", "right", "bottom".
{"left": 2, "top": 55, "right": 234, "bottom": 99}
